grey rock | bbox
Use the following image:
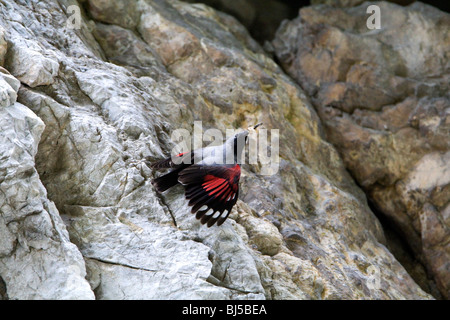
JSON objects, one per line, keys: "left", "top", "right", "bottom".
{"left": 0, "top": 68, "right": 20, "bottom": 108}
{"left": 0, "top": 101, "right": 94, "bottom": 299}
{"left": 273, "top": 1, "right": 449, "bottom": 298}
{"left": 5, "top": 41, "right": 59, "bottom": 87}
{"left": 0, "top": 0, "right": 434, "bottom": 300}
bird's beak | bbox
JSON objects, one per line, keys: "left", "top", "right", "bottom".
{"left": 247, "top": 123, "right": 263, "bottom": 131}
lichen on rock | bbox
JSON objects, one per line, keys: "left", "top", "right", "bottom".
{"left": 273, "top": 0, "right": 449, "bottom": 298}
{"left": 0, "top": 0, "right": 440, "bottom": 300}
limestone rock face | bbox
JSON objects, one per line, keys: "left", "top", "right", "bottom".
{"left": 0, "top": 0, "right": 434, "bottom": 299}
{"left": 273, "top": 1, "right": 449, "bottom": 298}
{"left": 0, "top": 70, "right": 94, "bottom": 299}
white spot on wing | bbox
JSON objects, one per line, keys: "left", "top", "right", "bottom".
{"left": 220, "top": 210, "right": 229, "bottom": 218}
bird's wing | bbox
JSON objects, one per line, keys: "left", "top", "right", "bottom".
{"left": 150, "top": 151, "right": 194, "bottom": 169}
{"left": 178, "top": 164, "right": 241, "bottom": 227}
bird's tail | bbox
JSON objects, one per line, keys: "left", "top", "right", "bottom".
{"left": 152, "top": 169, "right": 181, "bottom": 193}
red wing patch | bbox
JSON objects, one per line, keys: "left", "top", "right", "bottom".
{"left": 178, "top": 164, "right": 241, "bottom": 227}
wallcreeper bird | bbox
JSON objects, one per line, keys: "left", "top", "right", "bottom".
{"left": 151, "top": 124, "right": 262, "bottom": 227}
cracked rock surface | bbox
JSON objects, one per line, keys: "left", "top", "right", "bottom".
{"left": 0, "top": 69, "right": 93, "bottom": 299}
{"left": 0, "top": 0, "right": 435, "bottom": 299}
{"left": 273, "top": 1, "right": 449, "bottom": 298}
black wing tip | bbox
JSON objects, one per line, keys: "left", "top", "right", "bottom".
{"left": 184, "top": 188, "right": 238, "bottom": 227}
{"left": 190, "top": 204, "right": 231, "bottom": 227}
{"left": 216, "top": 214, "right": 229, "bottom": 226}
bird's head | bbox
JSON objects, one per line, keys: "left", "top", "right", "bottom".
{"left": 228, "top": 123, "right": 263, "bottom": 144}
{"left": 224, "top": 123, "right": 262, "bottom": 163}
{"left": 245, "top": 122, "right": 263, "bottom": 142}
